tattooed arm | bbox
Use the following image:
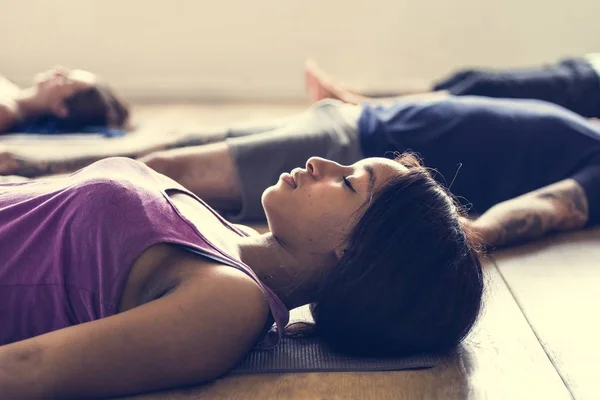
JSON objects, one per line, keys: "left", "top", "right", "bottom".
{"left": 470, "top": 179, "right": 589, "bottom": 249}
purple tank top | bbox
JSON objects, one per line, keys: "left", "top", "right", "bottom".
{"left": 0, "top": 157, "right": 289, "bottom": 348}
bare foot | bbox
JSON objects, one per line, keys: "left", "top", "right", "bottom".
{"left": 304, "top": 59, "right": 364, "bottom": 105}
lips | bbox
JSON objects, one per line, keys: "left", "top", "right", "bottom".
{"left": 291, "top": 167, "right": 305, "bottom": 187}
{"left": 282, "top": 173, "right": 297, "bottom": 188}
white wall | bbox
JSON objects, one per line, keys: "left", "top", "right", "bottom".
{"left": 1, "top": 0, "right": 599, "bottom": 101}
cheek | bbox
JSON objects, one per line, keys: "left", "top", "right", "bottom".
{"left": 262, "top": 185, "right": 357, "bottom": 242}
{"left": 303, "top": 192, "right": 356, "bottom": 239}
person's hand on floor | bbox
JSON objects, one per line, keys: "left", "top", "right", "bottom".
{"left": 0, "top": 148, "right": 48, "bottom": 177}
{"left": 0, "top": 147, "right": 18, "bottom": 176}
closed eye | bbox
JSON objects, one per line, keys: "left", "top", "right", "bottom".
{"left": 343, "top": 176, "right": 355, "bottom": 192}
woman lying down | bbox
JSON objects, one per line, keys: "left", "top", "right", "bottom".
{"left": 0, "top": 66, "right": 129, "bottom": 136}
{"left": 0, "top": 156, "right": 484, "bottom": 398}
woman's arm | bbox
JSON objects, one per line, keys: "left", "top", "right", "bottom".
{"left": 469, "top": 179, "right": 589, "bottom": 249}
{"left": 0, "top": 131, "right": 233, "bottom": 177}
{"left": 0, "top": 265, "right": 269, "bottom": 399}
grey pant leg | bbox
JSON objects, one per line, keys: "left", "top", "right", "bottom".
{"left": 226, "top": 100, "right": 364, "bottom": 221}
{"left": 165, "top": 115, "right": 301, "bottom": 149}
{"left": 226, "top": 115, "right": 303, "bottom": 138}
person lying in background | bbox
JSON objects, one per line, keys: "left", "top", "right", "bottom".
{"left": 0, "top": 66, "right": 130, "bottom": 136}
{"left": 305, "top": 54, "right": 600, "bottom": 119}
{"left": 0, "top": 156, "right": 484, "bottom": 398}
{"left": 2, "top": 59, "right": 600, "bottom": 251}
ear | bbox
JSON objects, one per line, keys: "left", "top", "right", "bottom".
{"left": 51, "top": 103, "right": 69, "bottom": 118}
{"left": 333, "top": 245, "right": 346, "bottom": 261}
{"left": 332, "top": 229, "right": 351, "bottom": 260}
{"left": 124, "top": 119, "right": 135, "bottom": 130}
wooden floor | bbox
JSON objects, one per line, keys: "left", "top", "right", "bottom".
{"left": 4, "top": 103, "right": 598, "bottom": 400}
{"left": 124, "top": 239, "right": 600, "bottom": 400}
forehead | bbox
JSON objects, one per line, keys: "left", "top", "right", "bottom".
{"left": 68, "top": 69, "right": 97, "bottom": 85}
{"left": 355, "top": 157, "right": 407, "bottom": 187}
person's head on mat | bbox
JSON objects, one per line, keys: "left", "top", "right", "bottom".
{"left": 30, "top": 66, "right": 130, "bottom": 129}
{"left": 265, "top": 154, "right": 484, "bottom": 357}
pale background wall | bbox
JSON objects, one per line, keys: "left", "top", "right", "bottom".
{"left": 1, "top": 0, "right": 599, "bottom": 101}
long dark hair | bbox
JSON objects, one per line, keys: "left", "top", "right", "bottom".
{"left": 290, "top": 153, "right": 484, "bottom": 357}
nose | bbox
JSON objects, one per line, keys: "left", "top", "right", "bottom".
{"left": 306, "top": 157, "right": 347, "bottom": 179}
{"left": 52, "top": 65, "right": 69, "bottom": 77}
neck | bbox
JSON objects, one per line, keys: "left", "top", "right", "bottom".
{"left": 234, "top": 233, "right": 324, "bottom": 310}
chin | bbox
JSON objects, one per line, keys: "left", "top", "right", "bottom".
{"left": 261, "top": 185, "right": 291, "bottom": 226}
{"left": 261, "top": 185, "right": 277, "bottom": 215}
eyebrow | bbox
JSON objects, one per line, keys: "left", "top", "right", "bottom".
{"left": 363, "top": 165, "right": 376, "bottom": 202}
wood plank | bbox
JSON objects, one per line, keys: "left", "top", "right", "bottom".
{"left": 121, "top": 260, "right": 570, "bottom": 400}
{"left": 493, "top": 228, "right": 600, "bottom": 400}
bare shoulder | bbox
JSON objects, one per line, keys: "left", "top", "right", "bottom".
{"left": 187, "top": 260, "right": 271, "bottom": 320}
{"left": 172, "top": 245, "right": 269, "bottom": 315}
{"left": 175, "top": 254, "right": 272, "bottom": 345}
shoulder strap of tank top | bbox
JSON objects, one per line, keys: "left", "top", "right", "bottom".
{"left": 149, "top": 169, "right": 290, "bottom": 343}
{"left": 152, "top": 171, "right": 249, "bottom": 237}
